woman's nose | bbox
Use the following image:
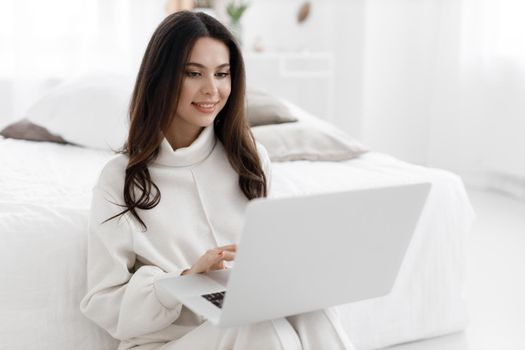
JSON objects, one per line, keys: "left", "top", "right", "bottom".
{"left": 201, "top": 76, "right": 218, "bottom": 95}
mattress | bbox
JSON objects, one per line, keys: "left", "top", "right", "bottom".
{"left": 0, "top": 137, "right": 474, "bottom": 350}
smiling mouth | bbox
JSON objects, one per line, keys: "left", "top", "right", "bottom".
{"left": 192, "top": 102, "right": 218, "bottom": 113}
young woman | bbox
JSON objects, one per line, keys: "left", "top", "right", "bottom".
{"left": 80, "top": 11, "right": 355, "bottom": 350}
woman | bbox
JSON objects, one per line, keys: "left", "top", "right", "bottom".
{"left": 80, "top": 11, "right": 354, "bottom": 350}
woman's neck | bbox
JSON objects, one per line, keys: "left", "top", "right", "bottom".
{"left": 164, "top": 123, "right": 204, "bottom": 150}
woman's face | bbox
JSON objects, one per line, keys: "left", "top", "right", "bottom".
{"left": 172, "top": 37, "right": 231, "bottom": 137}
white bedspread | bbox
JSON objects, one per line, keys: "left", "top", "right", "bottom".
{"left": 0, "top": 138, "right": 474, "bottom": 350}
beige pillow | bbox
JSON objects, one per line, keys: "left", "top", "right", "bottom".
{"left": 251, "top": 101, "right": 367, "bottom": 162}
{"left": 0, "top": 119, "right": 69, "bottom": 144}
{"left": 252, "top": 122, "right": 367, "bottom": 162}
{"left": 246, "top": 88, "right": 298, "bottom": 127}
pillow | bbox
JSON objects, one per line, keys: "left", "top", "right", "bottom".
{"left": 21, "top": 76, "right": 294, "bottom": 150}
{"left": 0, "top": 119, "right": 69, "bottom": 144}
{"left": 19, "top": 74, "right": 365, "bottom": 161}
{"left": 246, "top": 88, "right": 298, "bottom": 127}
{"left": 252, "top": 100, "right": 368, "bottom": 162}
{"left": 24, "top": 73, "right": 133, "bottom": 150}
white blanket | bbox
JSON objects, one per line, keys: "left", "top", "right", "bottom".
{"left": 0, "top": 138, "right": 474, "bottom": 350}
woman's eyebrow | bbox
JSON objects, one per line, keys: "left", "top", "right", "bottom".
{"left": 185, "top": 62, "right": 230, "bottom": 69}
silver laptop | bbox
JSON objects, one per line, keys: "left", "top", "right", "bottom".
{"left": 155, "top": 183, "right": 431, "bottom": 327}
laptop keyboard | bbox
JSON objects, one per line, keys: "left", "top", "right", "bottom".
{"left": 202, "top": 291, "right": 226, "bottom": 308}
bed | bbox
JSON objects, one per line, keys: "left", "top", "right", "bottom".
{"left": 0, "top": 76, "right": 474, "bottom": 350}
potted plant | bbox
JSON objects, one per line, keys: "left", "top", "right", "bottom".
{"left": 226, "top": 1, "right": 249, "bottom": 45}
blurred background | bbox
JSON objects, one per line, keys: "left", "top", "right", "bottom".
{"left": 0, "top": 0, "right": 524, "bottom": 198}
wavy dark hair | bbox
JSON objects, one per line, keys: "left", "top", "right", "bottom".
{"left": 105, "top": 11, "right": 267, "bottom": 231}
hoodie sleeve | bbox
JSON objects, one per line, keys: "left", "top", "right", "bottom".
{"left": 80, "top": 186, "right": 183, "bottom": 340}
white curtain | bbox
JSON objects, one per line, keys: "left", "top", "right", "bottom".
{"left": 0, "top": 0, "right": 165, "bottom": 123}
{"left": 458, "top": 0, "right": 525, "bottom": 191}
{"left": 359, "top": 0, "right": 525, "bottom": 196}
{"left": 429, "top": 0, "right": 525, "bottom": 193}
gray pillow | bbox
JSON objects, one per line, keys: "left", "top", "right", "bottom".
{"left": 252, "top": 122, "right": 367, "bottom": 162}
{"left": 0, "top": 119, "right": 69, "bottom": 144}
{"left": 251, "top": 100, "right": 368, "bottom": 162}
{"left": 246, "top": 88, "right": 298, "bottom": 127}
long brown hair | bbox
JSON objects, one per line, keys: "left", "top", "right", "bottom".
{"left": 106, "top": 11, "right": 267, "bottom": 231}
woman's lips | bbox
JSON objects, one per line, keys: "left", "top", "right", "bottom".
{"left": 192, "top": 102, "right": 218, "bottom": 114}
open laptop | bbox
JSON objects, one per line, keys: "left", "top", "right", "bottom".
{"left": 155, "top": 183, "right": 431, "bottom": 327}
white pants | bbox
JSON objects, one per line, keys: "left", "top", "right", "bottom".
{"left": 159, "top": 308, "right": 355, "bottom": 350}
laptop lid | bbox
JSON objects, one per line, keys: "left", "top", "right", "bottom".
{"left": 218, "top": 183, "right": 431, "bottom": 327}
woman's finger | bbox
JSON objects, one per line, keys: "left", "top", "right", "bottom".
{"left": 209, "top": 250, "right": 235, "bottom": 262}
{"left": 217, "top": 244, "right": 237, "bottom": 252}
{"left": 205, "top": 250, "right": 235, "bottom": 268}
{"left": 219, "top": 251, "right": 235, "bottom": 261}
{"left": 188, "top": 248, "right": 236, "bottom": 274}
{"left": 207, "top": 249, "right": 225, "bottom": 264}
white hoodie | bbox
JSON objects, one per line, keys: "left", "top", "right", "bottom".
{"left": 80, "top": 125, "right": 271, "bottom": 350}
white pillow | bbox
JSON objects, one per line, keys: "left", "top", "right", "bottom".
{"left": 25, "top": 73, "right": 133, "bottom": 150}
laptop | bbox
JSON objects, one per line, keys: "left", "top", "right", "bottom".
{"left": 155, "top": 183, "right": 431, "bottom": 327}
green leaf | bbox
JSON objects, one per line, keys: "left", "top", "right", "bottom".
{"left": 226, "top": 1, "right": 250, "bottom": 22}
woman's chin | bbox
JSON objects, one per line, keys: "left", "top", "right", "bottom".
{"left": 195, "top": 115, "right": 218, "bottom": 128}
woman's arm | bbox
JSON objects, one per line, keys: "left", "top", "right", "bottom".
{"left": 80, "top": 187, "right": 183, "bottom": 340}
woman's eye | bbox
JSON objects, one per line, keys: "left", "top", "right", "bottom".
{"left": 216, "top": 72, "right": 230, "bottom": 78}
{"left": 185, "top": 71, "right": 200, "bottom": 77}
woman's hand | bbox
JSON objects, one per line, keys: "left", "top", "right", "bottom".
{"left": 181, "top": 244, "right": 236, "bottom": 275}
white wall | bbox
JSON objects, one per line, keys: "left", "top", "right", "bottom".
{"left": 426, "top": 1, "right": 464, "bottom": 174}
{"left": 242, "top": 0, "right": 455, "bottom": 166}
{"left": 360, "top": 0, "right": 443, "bottom": 165}
{"left": 331, "top": 0, "right": 365, "bottom": 139}
{"left": 241, "top": 0, "right": 366, "bottom": 138}
{"left": 242, "top": 0, "right": 445, "bottom": 166}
